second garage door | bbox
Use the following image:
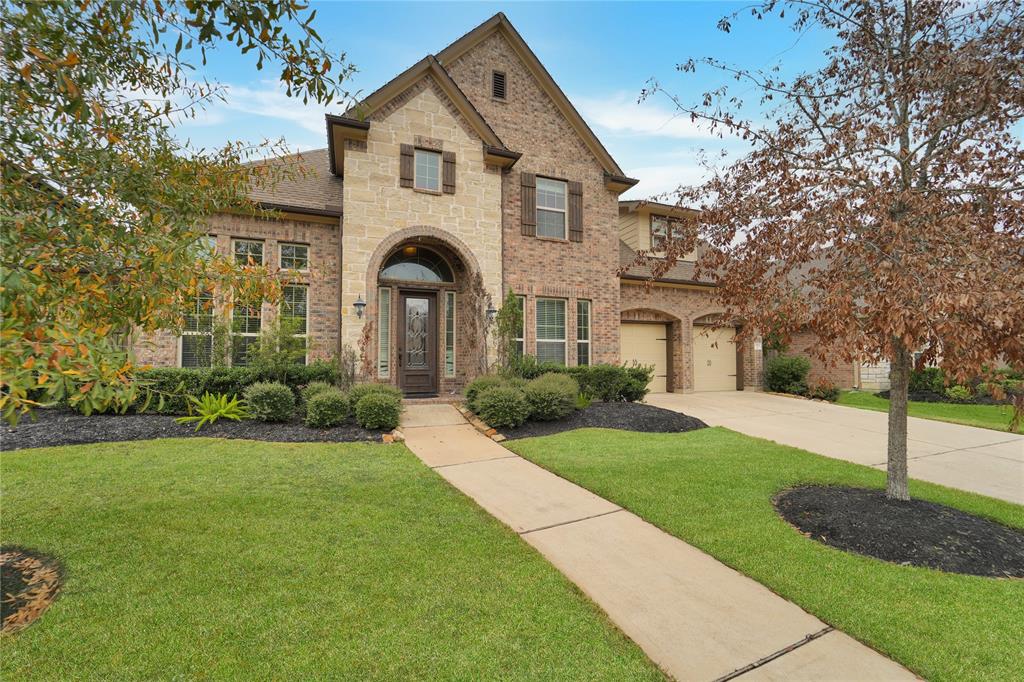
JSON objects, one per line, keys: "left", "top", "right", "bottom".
{"left": 692, "top": 325, "right": 738, "bottom": 391}
{"left": 620, "top": 323, "right": 668, "bottom": 393}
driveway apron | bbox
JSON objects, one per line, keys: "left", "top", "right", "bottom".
{"left": 401, "top": 403, "right": 914, "bottom": 681}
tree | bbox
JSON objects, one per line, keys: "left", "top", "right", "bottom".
{"left": 644, "top": 0, "right": 1024, "bottom": 499}
{"left": 1, "top": 1, "right": 354, "bottom": 422}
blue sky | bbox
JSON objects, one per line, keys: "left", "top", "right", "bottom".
{"left": 173, "top": 1, "right": 833, "bottom": 199}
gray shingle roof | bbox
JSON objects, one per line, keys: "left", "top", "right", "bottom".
{"left": 247, "top": 148, "right": 343, "bottom": 215}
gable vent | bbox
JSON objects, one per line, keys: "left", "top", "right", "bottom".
{"left": 491, "top": 70, "right": 507, "bottom": 100}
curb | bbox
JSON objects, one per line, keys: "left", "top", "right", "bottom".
{"left": 454, "top": 404, "right": 506, "bottom": 442}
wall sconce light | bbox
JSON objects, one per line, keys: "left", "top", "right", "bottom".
{"left": 354, "top": 295, "right": 366, "bottom": 319}
{"left": 485, "top": 303, "right": 497, "bottom": 323}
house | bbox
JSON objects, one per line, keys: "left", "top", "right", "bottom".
{"left": 132, "top": 13, "right": 764, "bottom": 396}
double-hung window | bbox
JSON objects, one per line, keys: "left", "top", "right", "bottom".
{"left": 281, "top": 284, "right": 309, "bottom": 364}
{"left": 650, "top": 215, "right": 686, "bottom": 252}
{"left": 536, "top": 298, "right": 566, "bottom": 365}
{"left": 280, "top": 243, "right": 308, "bottom": 271}
{"left": 513, "top": 295, "right": 525, "bottom": 357}
{"left": 233, "top": 238, "right": 264, "bottom": 266}
{"left": 536, "top": 177, "right": 567, "bottom": 239}
{"left": 576, "top": 300, "right": 591, "bottom": 366}
{"left": 414, "top": 149, "right": 441, "bottom": 192}
{"left": 181, "top": 289, "right": 214, "bottom": 368}
{"left": 231, "top": 297, "right": 262, "bottom": 366}
{"left": 378, "top": 287, "right": 391, "bottom": 378}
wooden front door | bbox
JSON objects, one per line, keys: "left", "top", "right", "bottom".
{"left": 398, "top": 291, "right": 438, "bottom": 395}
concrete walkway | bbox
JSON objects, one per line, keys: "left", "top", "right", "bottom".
{"left": 647, "top": 392, "right": 1023, "bottom": 504}
{"left": 401, "top": 404, "right": 913, "bottom": 681}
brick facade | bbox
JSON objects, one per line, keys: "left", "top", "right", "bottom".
{"left": 786, "top": 329, "right": 858, "bottom": 389}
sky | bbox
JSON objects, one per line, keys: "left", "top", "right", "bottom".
{"left": 171, "top": 1, "right": 835, "bottom": 200}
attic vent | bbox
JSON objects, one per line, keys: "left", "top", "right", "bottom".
{"left": 491, "top": 70, "right": 507, "bottom": 100}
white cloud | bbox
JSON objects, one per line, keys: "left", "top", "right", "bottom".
{"left": 620, "top": 163, "right": 711, "bottom": 201}
{"left": 217, "top": 81, "right": 331, "bottom": 136}
{"left": 575, "top": 91, "right": 723, "bottom": 140}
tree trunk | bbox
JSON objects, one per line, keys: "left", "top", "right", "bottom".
{"left": 886, "top": 342, "right": 912, "bottom": 501}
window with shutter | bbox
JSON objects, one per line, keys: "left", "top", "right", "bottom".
{"left": 414, "top": 149, "right": 441, "bottom": 192}
{"left": 442, "top": 151, "right": 456, "bottom": 194}
{"left": 492, "top": 70, "right": 507, "bottom": 100}
{"left": 536, "top": 177, "right": 567, "bottom": 239}
{"left": 521, "top": 172, "right": 536, "bottom": 236}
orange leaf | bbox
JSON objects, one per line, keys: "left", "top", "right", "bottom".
{"left": 79, "top": 382, "right": 94, "bottom": 393}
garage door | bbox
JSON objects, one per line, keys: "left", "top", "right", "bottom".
{"left": 692, "top": 326, "right": 737, "bottom": 391}
{"left": 620, "top": 323, "right": 668, "bottom": 393}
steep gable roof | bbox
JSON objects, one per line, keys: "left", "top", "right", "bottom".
{"left": 436, "top": 13, "right": 637, "bottom": 188}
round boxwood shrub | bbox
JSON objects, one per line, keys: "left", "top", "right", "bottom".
{"left": 764, "top": 355, "right": 811, "bottom": 395}
{"left": 301, "top": 380, "right": 335, "bottom": 403}
{"left": 354, "top": 392, "right": 402, "bottom": 430}
{"left": 243, "top": 381, "right": 295, "bottom": 422}
{"left": 524, "top": 373, "right": 579, "bottom": 421}
{"left": 348, "top": 382, "right": 403, "bottom": 407}
{"left": 476, "top": 386, "right": 530, "bottom": 429}
{"left": 304, "top": 389, "right": 351, "bottom": 428}
{"left": 464, "top": 375, "right": 506, "bottom": 413}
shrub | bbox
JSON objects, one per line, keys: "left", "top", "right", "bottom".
{"left": 305, "top": 389, "right": 351, "bottom": 428}
{"left": 944, "top": 384, "right": 972, "bottom": 402}
{"left": 175, "top": 393, "right": 248, "bottom": 432}
{"left": 909, "top": 366, "right": 945, "bottom": 393}
{"left": 301, "top": 381, "right": 335, "bottom": 403}
{"left": 354, "top": 392, "right": 402, "bottom": 430}
{"left": 476, "top": 386, "right": 530, "bottom": 429}
{"left": 243, "top": 382, "right": 295, "bottom": 422}
{"left": 764, "top": 355, "right": 811, "bottom": 394}
{"left": 348, "top": 382, "right": 403, "bottom": 407}
{"left": 807, "top": 381, "right": 840, "bottom": 402}
{"left": 524, "top": 373, "right": 579, "bottom": 421}
{"left": 465, "top": 375, "right": 506, "bottom": 412}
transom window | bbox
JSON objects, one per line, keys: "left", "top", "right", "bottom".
{"left": 414, "top": 149, "right": 441, "bottom": 192}
{"left": 233, "top": 238, "right": 264, "bottom": 266}
{"left": 536, "top": 298, "right": 566, "bottom": 365}
{"left": 280, "top": 243, "right": 309, "bottom": 270}
{"left": 650, "top": 215, "right": 686, "bottom": 251}
{"left": 380, "top": 246, "right": 454, "bottom": 283}
{"left": 536, "top": 177, "right": 567, "bottom": 239}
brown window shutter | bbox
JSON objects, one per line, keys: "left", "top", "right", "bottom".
{"left": 568, "top": 180, "right": 583, "bottom": 242}
{"left": 399, "top": 144, "right": 414, "bottom": 188}
{"left": 442, "top": 151, "right": 456, "bottom": 194}
{"left": 521, "top": 172, "right": 536, "bottom": 236}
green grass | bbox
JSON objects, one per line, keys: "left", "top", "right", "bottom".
{"left": 0, "top": 439, "right": 661, "bottom": 681}
{"left": 838, "top": 390, "right": 1018, "bottom": 432}
{"left": 506, "top": 428, "right": 1024, "bottom": 682}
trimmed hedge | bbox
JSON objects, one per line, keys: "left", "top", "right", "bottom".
{"left": 524, "top": 373, "right": 579, "bottom": 421}
{"left": 909, "top": 366, "right": 945, "bottom": 393}
{"left": 475, "top": 386, "right": 530, "bottom": 429}
{"left": 764, "top": 355, "right": 811, "bottom": 394}
{"left": 305, "top": 389, "right": 351, "bottom": 428}
{"left": 348, "top": 382, "right": 403, "bottom": 407}
{"left": 465, "top": 375, "right": 507, "bottom": 413}
{"left": 354, "top": 392, "right": 402, "bottom": 430}
{"left": 301, "top": 381, "right": 335, "bottom": 403}
{"left": 504, "top": 358, "right": 652, "bottom": 403}
{"left": 243, "top": 381, "right": 295, "bottom": 422}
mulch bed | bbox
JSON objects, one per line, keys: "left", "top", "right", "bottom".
{"left": 1, "top": 547, "right": 63, "bottom": 634}
{"left": 1, "top": 409, "right": 383, "bottom": 452}
{"left": 501, "top": 401, "right": 707, "bottom": 440}
{"left": 877, "top": 389, "right": 1014, "bottom": 406}
{"left": 775, "top": 485, "right": 1024, "bottom": 578}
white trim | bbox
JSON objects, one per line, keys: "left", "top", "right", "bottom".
{"left": 279, "top": 242, "right": 310, "bottom": 271}
{"left": 536, "top": 177, "right": 567, "bottom": 239}
{"left": 535, "top": 297, "right": 567, "bottom": 365}
{"left": 232, "top": 237, "right": 265, "bottom": 266}
{"left": 576, "top": 299, "right": 591, "bottom": 366}
{"left": 413, "top": 149, "right": 442, "bottom": 192}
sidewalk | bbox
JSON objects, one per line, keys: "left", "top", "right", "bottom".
{"left": 401, "top": 404, "right": 914, "bottom": 681}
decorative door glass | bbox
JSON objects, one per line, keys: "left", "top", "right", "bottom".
{"left": 405, "top": 298, "right": 429, "bottom": 369}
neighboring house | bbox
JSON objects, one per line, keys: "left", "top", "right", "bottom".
{"left": 132, "top": 13, "right": 764, "bottom": 396}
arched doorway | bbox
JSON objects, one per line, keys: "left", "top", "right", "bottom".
{"left": 378, "top": 243, "right": 458, "bottom": 395}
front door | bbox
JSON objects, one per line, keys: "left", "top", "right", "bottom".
{"left": 398, "top": 292, "right": 438, "bottom": 395}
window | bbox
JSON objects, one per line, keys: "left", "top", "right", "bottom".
{"left": 197, "top": 235, "right": 216, "bottom": 260}
{"left": 445, "top": 291, "right": 456, "bottom": 377}
{"left": 281, "top": 284, "right": 308, "bottom": 363}
{"left": 181, "top": 289, "right": 214, "bottom": 368}
{"left": 379, "top": 246, "right": 454, "bottom": 283}
{"left": 280, "top": 243, "right": 309, "bottom": 270}
{"left": 576, "top": 300, "right": 591, "bottom": 366}
{"left": 233, "top": 239, "right": 264, "bottom": 266}
{"left": 378, "top": 287, "right": 391, "bottom": 378}
{"left": 492, "top": 70, "right": 507, "bottom": 100}
{"left": 231, "top": 297, "right": 262, "bottom": 366}
{"left": 650, "top": 215, "right": 686, "bottom": 252}
{"left": 536, "top": 298, "right": 566, "bottom": 365}
{"left": 513, "top": 295, "right": 525, "bottom": 357}
{"left": 536, "top": 177, "right": 567, "bottom": 239}
{"left": 414, "top": 149, "right": 441, "bottom": 192}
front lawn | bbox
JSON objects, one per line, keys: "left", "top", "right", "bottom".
{"left": 1, "top": 439, "right": 661, "bottom": 680}
{"left": 838, "top": 390, "right": 1018, "bottom": 432}
{"left": 506, "top": 428, "right": 1024, "bottom": 682}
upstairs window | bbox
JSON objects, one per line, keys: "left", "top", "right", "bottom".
{"left": 233, "top": 239, "right": 264, "bottom": 266}
{"left": 280, "top": 243, "right": 309, "bottom": 271}
{"left": 650, "top": 215, "right": 686, "bottom": 252}
{"left": 492, "top": 70, "right": 507, "bottom": 100}
{"left": 536, "top": 177, "right": 567, "bottom": 239}
{"left": 414, "top": 149, "right": 441, "bottom": 192}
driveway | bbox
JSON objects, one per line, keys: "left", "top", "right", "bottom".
{"left": 646, "top": 391, "right": 1024, "bottom": 504}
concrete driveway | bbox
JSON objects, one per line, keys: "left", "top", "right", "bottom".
{"left": 646, "top": 392, "right": 1024, "bottom": 504}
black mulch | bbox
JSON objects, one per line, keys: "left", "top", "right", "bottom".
{"left": 775, "top": 485, "right": 1024, "bottom": 578}
{"left": 877, "top": 389, "right": 1014, "bottom": 405}
{"left": 501, "top": 401, "right": 707, "bottom": 440}
{"left": 1, "top": 409, "right": 383, "bottom": 452}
